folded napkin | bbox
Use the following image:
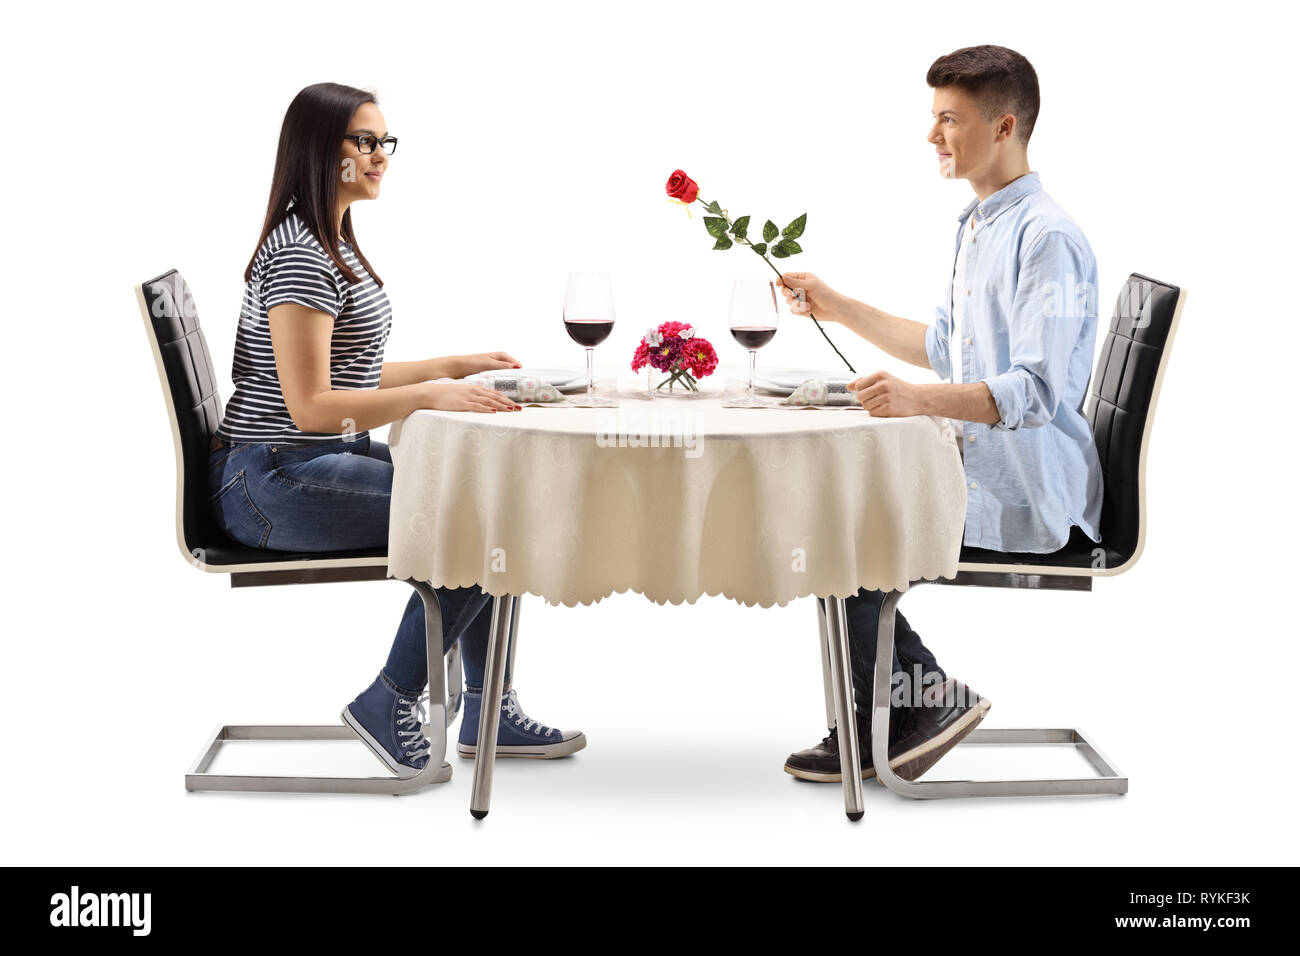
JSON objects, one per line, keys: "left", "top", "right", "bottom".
{"left": 782, "top": 379, "right": 858, "bottom": 407}
{"left": 466, "top": 372, "right": 567, "bottom": 404}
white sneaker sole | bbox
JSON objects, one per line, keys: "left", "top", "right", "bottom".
{"left": 457, "top": 732, "right": 587, "bottom": 760}
{"left": 342, "top": 706, "right": 440, "bottom": 779}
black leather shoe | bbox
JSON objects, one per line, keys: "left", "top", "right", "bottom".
{"left": 886, "top": 679, "right": 991, "bottom": 782}
{"left": 784, "top": 713, "right": 880, "bottom": 782}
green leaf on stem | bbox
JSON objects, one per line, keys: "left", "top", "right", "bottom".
{"left": 752, "top": 242, "right": 767, "bottom": 256}
{"left": 763, "top": 220, "right": 779, "bottom": 242}
{"left": 704, "top": 217, "right": 728, "bottom": 239}
{"left": 775, "top": 238, "right": 803, "bottom": 256}
{"left": 713, "top": 235, "right": 734, "bottom": 250}
{"left": 783, "top": 213, "right": 807, "bottom": 239}
{"left": 705, "top": 200, "right": 722, "bottom": 215}
{"left": 770, "top": 242, "right": 790, "bottom": 259}
{"left": 731, "top": 215, "right": 750, "bottom": 239}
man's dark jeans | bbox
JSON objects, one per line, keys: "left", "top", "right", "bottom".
{"left": 819, "top": 588, "right": 946, "bottom": 719}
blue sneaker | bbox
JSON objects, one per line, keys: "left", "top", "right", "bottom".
{"left": 342, "top": 671, "right": 433, "bottom": 778}
{"left": 457, "top": 687, "right": 587, "bottom": 759}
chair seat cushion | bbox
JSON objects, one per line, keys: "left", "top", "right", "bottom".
{"left": 959, "top": 526, "right": 1125, "bottom": 570}
{"left": 198, "top": 537, "right": 386, "bottom": 567}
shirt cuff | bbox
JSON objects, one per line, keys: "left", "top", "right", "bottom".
{"left": 982, "top": 371, "right": 1026, "bottom": 431}
{"left": 925, "top": 321, "right": 950, "bottom": 381}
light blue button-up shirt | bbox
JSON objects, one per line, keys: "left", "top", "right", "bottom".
{"left": 924, "top": 171, "right": 1103, "bottom": 553}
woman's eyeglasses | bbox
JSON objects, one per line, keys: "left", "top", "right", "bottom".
{"left": 343, "top": 134, "right": 398, "bottom": 155}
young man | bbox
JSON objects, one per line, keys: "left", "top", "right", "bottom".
{"left": 779, "top": 45, "right": 1103, "bottom": 783}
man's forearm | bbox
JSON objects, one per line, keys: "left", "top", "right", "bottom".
{"left": 833, "top": 297, "right": 932, "bottom": 370}
{"left": 379, "top": 357, "right": 462, "bottom": 389}
{"left": 916, "top": 382, "right": 1001, "bottom": 424}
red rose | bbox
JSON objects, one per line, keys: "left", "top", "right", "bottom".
{"left": 665, "top": 169, "right": 699, "bottom": 204}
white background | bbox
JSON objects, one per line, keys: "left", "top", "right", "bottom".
{"left": 2, "top": 0, "right": 1296, "bottom": 865}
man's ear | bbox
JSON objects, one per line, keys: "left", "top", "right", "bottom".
{"left": 995, "top": 113, "right": 1017, "bottom": 143}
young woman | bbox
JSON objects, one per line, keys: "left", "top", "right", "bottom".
{"left": 207, "top": 82, "right": 585, "bottom": 778}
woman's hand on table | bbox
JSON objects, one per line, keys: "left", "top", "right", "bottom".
{"left": 847, "top": 371, "right": 925, "bottom": 417}
{"left": 776, "top": 272, "right": 847, "bottom": 323}
{"left": 450, "top": 352, "right": 523, "bottom": 377}
{"left": 421, "top": 381, "right": 522, "bottom": 413}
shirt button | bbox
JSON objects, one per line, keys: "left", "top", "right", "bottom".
{"left": 964, "top": 337, "right": 972, "bottom": 345}
{"left": 969, "top": 481, "right": 978, "bottom": 489}
{"left": 965, "top": 289, "right": 971, "bottom": 296}
{"left": 967, "top": 434, "right": 976, "bottom": 443}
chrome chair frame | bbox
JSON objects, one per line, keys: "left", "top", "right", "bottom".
{"left": 186, "top": 578, "right": 463, "bottom": 794}
{"left": 816, "top": 584, "right": 1127, "bottom": 821}
{"left": 138, "top": 271, "right": 471, "bottom": 797}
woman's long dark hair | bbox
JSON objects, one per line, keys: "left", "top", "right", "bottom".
{"left": 244, "top": 82, "right": 383, "bottom": 287}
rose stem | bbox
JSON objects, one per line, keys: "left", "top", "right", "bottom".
{"left": 694, "top": 195, "right": 857, "bottom": 374}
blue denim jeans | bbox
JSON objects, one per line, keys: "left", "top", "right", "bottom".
{"left": 819, "top": 589, "right": 947, "bottom": 717}
{"left": 205, "top": 435, "right": 509, "bottom": 695}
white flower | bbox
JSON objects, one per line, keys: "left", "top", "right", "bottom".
{"left": 680, "top": 325, "right": 696, "bottom": 340}
{"left": 644, "top": 328, "right": 663, "bottom": 347}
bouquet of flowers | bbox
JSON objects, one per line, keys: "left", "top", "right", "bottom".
{"left": 631, "top": 321, "right": 719, "bottom": 392}
{"left": 664, "top": 168, "right": 855, "bottom": 373}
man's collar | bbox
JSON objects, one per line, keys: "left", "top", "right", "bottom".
{"left": 958, "top": 171, "right": 1041, "bottom": 225}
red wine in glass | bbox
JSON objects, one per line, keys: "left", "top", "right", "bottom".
{"left": 563, "top": 272, "right": 618, "bottom": 407}
{"left": 730, "top": 326, "right": 777, "bottom": 350}
{"left": 728, "top": 280, "right": 781, "bottom": 406}
{"left": 564, "top": 319, "right": 614, "bottom": 348}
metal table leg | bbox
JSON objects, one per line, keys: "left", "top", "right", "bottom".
{"left": 469, "top": 594, "right": 515, "bottom": 819}
{"left": 822, "top": 595, "right": 865, "bottom": 821}
{"left": 816, "top": 601, "right": 835, "bottom": 730}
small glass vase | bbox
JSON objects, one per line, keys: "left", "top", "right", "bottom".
{"left": 656, "top": 366, "right": 700, "bottom": 395}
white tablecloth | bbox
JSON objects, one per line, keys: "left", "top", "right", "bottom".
{"left": 386, "top": 376, "right": 966, "bottom": 606}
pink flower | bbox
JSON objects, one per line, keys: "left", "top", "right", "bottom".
{"left": 631, "top": 341, "right": 651, "bottom": 371}
{"left": 682, "top": 337, "right": 718, "bottom": 378}
{"left": 658, "top": 320, "right": 693, "bottom": 339}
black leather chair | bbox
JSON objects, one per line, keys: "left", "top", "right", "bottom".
{"left": 137, "top": 268, "right": 490, "bottom": 795}
{"left": 816, "top": 273, "right": 1186, "bottom": 818}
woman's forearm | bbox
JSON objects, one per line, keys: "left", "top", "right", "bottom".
{"left": 379, "top": 357, "right": 463, "bottom": 388}
{"left": 835, "top": 297, "right": 932, "bottom": 370}
{"left": 295, "top": 382, "right": 432, "bottom": 434}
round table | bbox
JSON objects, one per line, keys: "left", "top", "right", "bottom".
{"left": 385, "top": 373, "right": 968, "bottom": 818}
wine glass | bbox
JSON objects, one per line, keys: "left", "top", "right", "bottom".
{"left": 728, "top": 279, "right": 780, "bottom": 406}
{"left": 563, "top": 272, "right": 617, "bottom": 407}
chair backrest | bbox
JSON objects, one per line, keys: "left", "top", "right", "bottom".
{"left": 136, "top": 270, "right": 222, "bottom": 562}
{"left": 1085, "top": 272, "right": 1185, "bottom": 568}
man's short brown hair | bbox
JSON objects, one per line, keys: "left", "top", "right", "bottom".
{"left": 927, "top": 45, "right": 1040, "bottom": 146}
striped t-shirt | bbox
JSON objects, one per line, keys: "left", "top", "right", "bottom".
{"left": 215, "top": 212, "right": 392, "bottom": 444}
